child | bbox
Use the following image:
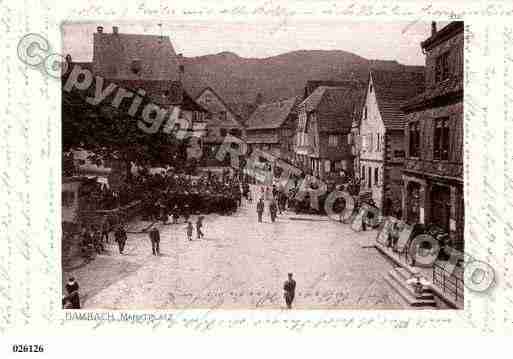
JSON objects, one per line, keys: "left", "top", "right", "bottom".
{"left": 186, "top": 221, "right": 193, "bottom": 241}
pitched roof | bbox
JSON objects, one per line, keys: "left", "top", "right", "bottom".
{"left": 228, "top": 102, "right": 257, "bottom": 124}
{"left": 92, "top": 31, "right": 181, "bottom": 81}
{"left": 300, "top": 85, "right": 365, "bottom": 131}
{"left": 195, "top": 87, "right": 245, "bottom": 127}
{"left": 304, "top": 80, "right": 363, "bottom": 99}
{"left": 89, "top": 30, "right": 210, "bottom": 112}
{"left": 106, "top": 79, "right": 182, "bottom": 106}
{"left": 370, "top": 69, "right": 425, "bottom": 130}
{"left": 246, "top": 97, "right": 298, "bottom": 130}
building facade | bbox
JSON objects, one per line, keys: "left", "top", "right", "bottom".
{"left": 358, "top": 70, "right": 424, "bottom": 213}
{"left": 245, "top": 97, "right": 298, "bottom": 162}
{"left": 401, "top": 21, "right": 464, "bottom": 251}
{"left": 90, "top": 25, "right": 210, "bottom": 151}
{"left": 194, "top": 87, "right": 246, "bottom": 166}
{"left": 295, "top": 85, "right": 364, "bottom": 180}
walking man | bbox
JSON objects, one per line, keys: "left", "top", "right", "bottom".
{"left": 283, "top": 273, "right": 296, "bottom": 309}
{"left": 186, "top": 221, "right": 193, "bottom": 241}
{"left": 257, "top": 198, "right": 265, "bottom": 223}
{"left": 101, "top": 218, "right": 110, "bottom": 243}
{"left": 196, "top": 216, "right": 204, "bottom": 239}
{"left": 149, "top": 227, "right": 160, "bottom": 256}
{"left": 269, "top": 200, "right": 278, "bottom": 223}
{"left": 114, "top": 224, "right": 127, "bottom": 254}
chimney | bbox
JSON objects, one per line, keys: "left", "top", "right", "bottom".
{"left": 113, "top": 26, "right": 119, "bottom": 34}
{"left": 97, "top": 26, "right": 103, "bottom": 33}
{"left": 431, "top": 21, "right": 437, "bottom": 36}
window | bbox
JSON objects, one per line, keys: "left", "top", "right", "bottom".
{"left": 409, "top": 122, "right": 420, "bottom": 157}
{"left": 130, "top": 59, "right": 141, "bottom": 74}
{"left": 374, "top": 168, "right": 379, "bottom": 186}
{"left": 219, "top": 111, "right": 227, "bottom": 122}
{"left": 434, "top": 117, "right": 450, "bottom": 160}
{"left": 325, "top": 160, "right": 331, "bottom": 173}
{"left": 361, "top": 166, "right": 365, "bottom": 182}
{"left": 363, "top": 106, "right": 367, "bottom": 120}
{"left": 370, "top": 84, "right": 373, "bottom": 93}
{"left": 220, "top": 128, "right": 227, "bottom": 137}
{"left": 394, "top": 150, "right": 405, "bottom": 158}
{"left": 368, "top": 167, "right": 372, "bottom": 188}
{"left": 435, "top": 52, "right": 450, "bottom": 82}
{"left": 376, "top": 133, "right": 380, "bottom": 151}
{"left": 229, "top": 128, "right": 242, "bottom": 137}
{"left": 328, "top": 135, "right": 339, "bottom": 147}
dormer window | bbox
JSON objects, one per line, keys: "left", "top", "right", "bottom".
{"left": 131, "top": 59, "right": 141, "bottom": 74}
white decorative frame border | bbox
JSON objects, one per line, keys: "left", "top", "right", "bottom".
{"left": 0, "top": 0, "right": 511, "bottom": 336}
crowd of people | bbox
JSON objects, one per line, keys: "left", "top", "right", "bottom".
{"left": 138, "top": 170, "right": 243, "bottom": 222}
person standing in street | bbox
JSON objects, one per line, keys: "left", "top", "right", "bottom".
{"left": 172, "top": 205, "right": 179, "bottom": 224}
{"left": 186, "top": 221, "right": 193, "bottom": 241}
{"left": 149, "top": 227, "right": 160, "bottom": 256}
{"left": 114, "top": 224, "right": 127, "bottom": 254}
{"left": 283, "top": 273, "right": 296, "bottom": 309}
{"left": 196, "top": 216, "right": 204, "bottom": 239}
{"left": 269, "top": 200, "right": 278, "bottom": 223}
{"left": 92, "top": 226, "right": 104, "bottom": 254}
{"left": 257, "top": 198, "right": 265, "bottom": 223}
{"left": 101, "top": 218, "right": 110, "bottom": 243}
{"left": 62, "top": 277, "right": 80, "bottom": 309}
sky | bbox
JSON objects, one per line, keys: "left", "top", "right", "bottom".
{"left": 62, "top": 20, "right": 448, "bottom": 65}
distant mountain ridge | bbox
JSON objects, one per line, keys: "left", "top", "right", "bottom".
{"left": 181, "top": 49, "right": 424, "bottom": 108}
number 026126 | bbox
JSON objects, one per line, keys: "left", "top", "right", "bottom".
{"left": 12, "top": 345, "right": 44, "bottom": 353}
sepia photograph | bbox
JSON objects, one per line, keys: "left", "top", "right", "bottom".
{"left": 60, "top": 20, "right": 464, "bottom": 311}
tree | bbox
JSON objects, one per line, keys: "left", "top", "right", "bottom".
{"left": 62, "top": 84, "right": 186, "bottom": 182}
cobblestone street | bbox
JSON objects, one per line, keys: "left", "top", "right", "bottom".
{"left": 65, "top": 186, "right": 404, "bottom": 309}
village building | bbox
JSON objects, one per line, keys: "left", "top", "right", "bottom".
{"left": 401, "top": 21, "right": 464, "bottom": 251}
{"left": 349, "top": 95, "right": 365, "bottom": 184}
{"left": 194, "top": 87, "right": 246, "bottom": 166}
{"left": 245, "top": 97, "right": 299, "bottom": 163}
{"left": 90, "top": 25, "right": 209, "bottom": 133}
{"left": 358, "top": 69, "right": 425, "bottom": 214}
{"left": 63, "top": 26, "right": 211, "bottom": 177}
{"left": 294, "top": 85, "right": 363, "bottom": 181}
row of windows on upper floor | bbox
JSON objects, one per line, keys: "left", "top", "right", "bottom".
{"left": 408, "top": 117, "right": 450, "bottom": 160}
{"left": 353, "top": 120, "right": 450, "bottom": 161}
{"left": 205, "top": 127, "right": 243, "bottom": 138}
{"left": 296, "top": 133, "right": 349, "bottom": 148}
